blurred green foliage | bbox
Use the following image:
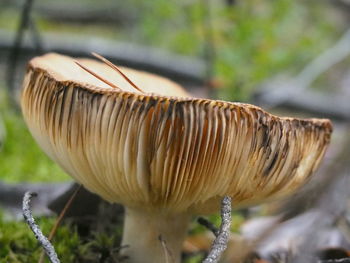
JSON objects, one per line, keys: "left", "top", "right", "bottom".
{"left": 0, "top": 90, "right": 69, "bottom": 182}
{"left": 125, "top": 0, "right": 340, "bottom": 100}
{"left": 0, "top": 0, "right": 341, "bottom": 103}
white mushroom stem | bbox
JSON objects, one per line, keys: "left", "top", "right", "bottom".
{"left": 122, "top": 208, "right": 191, "bottom": 263}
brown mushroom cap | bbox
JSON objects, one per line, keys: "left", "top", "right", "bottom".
{"left": 21, "top": 53, "right": 332, "bottom": 214}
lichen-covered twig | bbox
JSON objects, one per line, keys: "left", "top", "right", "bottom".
{"left": 22, "top": 191, "right": 60, "bottom": 263}
{"left": 38, "top": 185, "right": 81, "bottom": 263}
{"left": 202, "top": 196, "right": 232, "bottom": 263}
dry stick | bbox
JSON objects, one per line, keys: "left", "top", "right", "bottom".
{"left": 22, "top": 192, "right": 60, "bottom": 263}
{"left": 6, "top": 0, "right": 36, "bottom": 108}
{"left": 202, "top": 196, "right": 232, "bottom": 263}
{"left": 259, "top": 28, "right": 350, "bottom": 109}
{"left": 38, "top": 185, "right": 82, "bottom": 263}
{"left": 201, "top": 0, "right": 216, "bottom": 98}
{"left": 197, "top": 217, "right": 220, "bottom": 237}
{"left": 91, "top": 52, "right": 145, "bottom": 93}
{"left": 28, "top": 18, "right": 44, "bottom": 53}
{"left": 158, "top": 235, "right": 175, "bottom": 263}
{"left": 74, "top": 60, "right": 122, "bottom": 90}
{"left": 319, "top": 259, "right": 350, "bottom": 263}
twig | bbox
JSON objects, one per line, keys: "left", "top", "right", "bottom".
{"left": 202, "top": 196, "right": 232, "bottom": 263}
{"left": 225, "top": 0, "right": 236, "bottom": 6}
{"left": 92, "top": 52, "right": 145, "bottom": 93}
{"left": 258, "top": 28, "right": 350, "bottom": 109}
{"left": 38, "top": 185, "right": 81, "bottom": 263}
{"left": 22, "top": 192, "right": 60, "bottom": 263}
{"left": 201, "top": 0, "right": 216, "bottom": 98}
{"left": 6, "top": 0, "right": 36, "bottom": 107}
{"left": 197, "top": 217, "right": 219, "bottom": 237}
{"left": 295, "top": 28, "right": 350, "bottom": 89}
{"left": 319, "top": 259, "right": 350, "bottom": 263}
{"left": 0, "top": 30, "right": 205, "bottom": 86}
{"left": 74, "top": 60, "right": 122, "bottom": 90}
{"left": 0, "top": 114, "right": 6, "bottom": 151}
{"left": 158, "top": 235, "right": 175, "bottom": 263}
{"left": 29, "top": 18, "right": 44, "bottom": 53}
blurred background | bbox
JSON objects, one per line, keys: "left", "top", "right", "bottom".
{"left": 0, "top": 0, "right": 349, "bottom": 262}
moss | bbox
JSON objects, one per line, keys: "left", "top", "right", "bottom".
{"left": 0, "top": 211, "right": 125, "bottom": 263}
{"left": 0, "top": 211, "right": 79, "bottom": 262}
{"left": 184, "top": 254, "right": 205, "bottom": 263}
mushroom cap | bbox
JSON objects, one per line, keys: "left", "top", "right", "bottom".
{"left": 21, "top": 53, "right": 332, "bottom": 214}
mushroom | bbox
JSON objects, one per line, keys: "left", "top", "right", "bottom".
{"left": 21, "top": 53, "right": 332, "bottom": 263}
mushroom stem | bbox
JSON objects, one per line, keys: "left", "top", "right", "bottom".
{"left": 122, "top": 208, "right": 191, "bottom": 263}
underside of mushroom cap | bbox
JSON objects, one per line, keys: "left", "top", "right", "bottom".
{"left": 21, "top": 53, "right": 332, "bottom": 214}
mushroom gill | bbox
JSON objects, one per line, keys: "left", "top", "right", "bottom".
{"left": 21, "top": 53, "right": 332, "bottom": 263}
